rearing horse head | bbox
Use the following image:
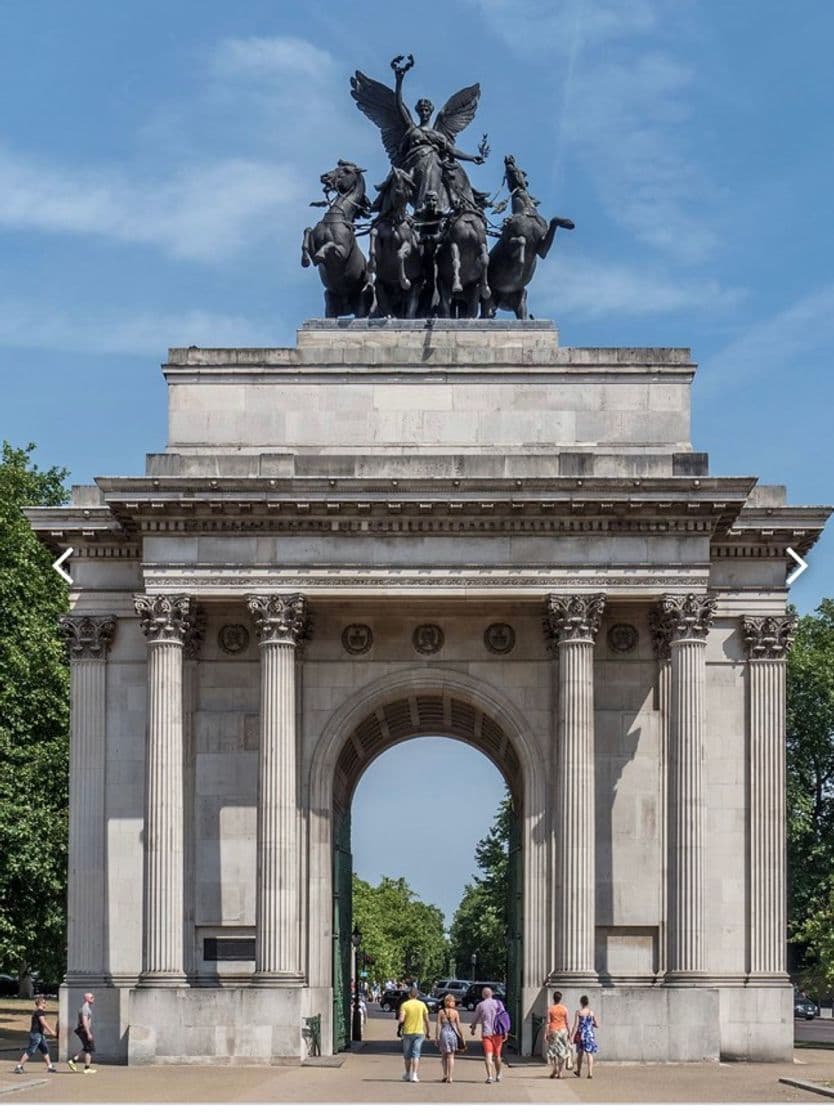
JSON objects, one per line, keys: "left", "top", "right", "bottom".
{"left": 320, "top": 161, "right": 371, "bottom": 215}
{"left": 372, "top": 166, "right": 415, "bottom": 217}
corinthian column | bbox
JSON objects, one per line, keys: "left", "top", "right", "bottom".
{"left": 660, "top": 593, "right": 714, "bottom": 980}
{"left": 544, "top": 593, "right": 606, "bottom": 981}
{"left": 743, "top": 615, "right": 795, "bottom": 977}
{"left": 134, "top": 594, "right": 194, "bottom": 985}
{"left": 59, "top": 615, "right": 116, "bottom": 980}
{"left": 247, "top": 594, "right": 310, "bottom": 982}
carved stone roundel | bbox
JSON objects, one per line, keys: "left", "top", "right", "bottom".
{"left": 413, "top": 623, "right": 444, "bottom": 655}
{"left": 607, "top": 623, "right": 639, "bottom": 654}
{"left": 342, "top": 624, "right": 373, "bottom": 655}
{"left": 219, "top": 623, "right": 250, "bottom": 655}
{"left": 485, "top": 622, "right": 516, "bottom": 655}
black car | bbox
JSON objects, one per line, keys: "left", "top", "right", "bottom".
{"left": 380, "top": 989, "right": 439, "bottom": 1014}
{"left": 794, "top": 995, "right": 818, "bottom": 1020}
{"left": 462, "top": 981, "right": 506, "bottom": 1011}
{"left": 0, "top": 973, "right": 18, "bottom": 997}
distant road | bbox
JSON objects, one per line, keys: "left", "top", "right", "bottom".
{"left": 795, "top": 1016, "right": 834, "bottom": 1046}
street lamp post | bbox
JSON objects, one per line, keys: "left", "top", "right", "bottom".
{"left": 470, "top": 951, "right": 478, "bottom": 981}
{"left": 351, "top": 925, "right": 363, "bottom": 1042}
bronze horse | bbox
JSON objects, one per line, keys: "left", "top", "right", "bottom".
{"left": 481, "top": 155, "right": 574, "bottom": 319}
{"left": 432, "top": 181, "right": 490, "bottom": 319}
{"left": 301, "top": 161, "right": 373, "bottom": 318}
{"left": 368, "top": 166, "right": 424, "bottom": 318}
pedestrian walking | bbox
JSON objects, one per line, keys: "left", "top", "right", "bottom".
{"left": 435, "top": 994, "right": 465, "bottom": 1083}
{"left": 572, "top": 994, "right": 599, "bottom": 1079}
{"left": 545, "top": 990, "right": 572, "bottom": 1078}
{"left": 397, "top": 986, "right": 430, "bottom": 1083}
{"left": 67, "top": 991, "right": 97, "bottom": 1073}
{"left": 13, "top": 995, "right": 58, "bottom": 1074}
{"left": 469, "top": 985, "right": 507, "bottom": 1084}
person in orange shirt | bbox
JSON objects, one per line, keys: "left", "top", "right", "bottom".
{"left": 545, "top": 990, "right": 571, "bottom": 1079}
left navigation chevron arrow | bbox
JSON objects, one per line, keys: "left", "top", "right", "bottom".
{"left": 52, "top": 547, "right": 74, "bottom": 585}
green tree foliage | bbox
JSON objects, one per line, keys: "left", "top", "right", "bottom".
{"left": 0, "top": 443, "right": 70, "bottom": 987}
{"left": 352, "top": 874, "right": 448, "bottom": 985}
{"left": 449, "top": 792, "right": 512, "bottom": 980}
{"left": 787, "top": 599, "right": 834, "bottom": 992}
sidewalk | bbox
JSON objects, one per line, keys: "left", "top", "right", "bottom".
{"left": 2, "top": 1014, "right": 833, "bottom": 1104}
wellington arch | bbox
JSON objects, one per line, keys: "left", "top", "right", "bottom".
{"left": 27, "top": 318, "right": 830, "bottom": 1065}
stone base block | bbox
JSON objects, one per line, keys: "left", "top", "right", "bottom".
{"left": 60, "top": 981, "right": 131, "bottom": 1063}
{"left": 718, "top": 984, "right": 793, "bottom": 1061}
{"left": 127, "top": 986, "right": 303, "bottom": 1064}
{"left": 547, "top": 985, "right": 720, "bottom": 1061}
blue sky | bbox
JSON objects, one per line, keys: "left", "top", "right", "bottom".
{"left": 3, "top": 1, "right": 832, "bottom": 923}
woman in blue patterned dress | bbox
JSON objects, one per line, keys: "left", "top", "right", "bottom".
{"left": 572, "top": 994, "right": 599, "bottom": 1079}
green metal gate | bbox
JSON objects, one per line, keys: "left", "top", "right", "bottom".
{"left": 332, "top": 806, "right": 353, "bottom": 1052}
{"left": 506, "top": 804, "right": 523, "bottom": 1051}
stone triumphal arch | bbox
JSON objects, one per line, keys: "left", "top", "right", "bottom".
{"left": 28, "top": 319, "right": 829, "bottom": 1064}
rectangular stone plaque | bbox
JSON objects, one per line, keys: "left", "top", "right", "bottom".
{"left": 203, "top": 936, "right": 256, "bottom": 962}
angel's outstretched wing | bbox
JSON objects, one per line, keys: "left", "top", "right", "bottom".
{"left": 434, "top": 84, "right": 480, "bottom": 144}
{"left": 350, "top": 71, "right": 410, "bottom": 164}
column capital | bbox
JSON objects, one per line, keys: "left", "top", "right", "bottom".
{"left": 247, "top": 593, "right": 311, "bottom": 646}
{"left": 742, "top": 614, "right": 797, "bottom": 660}
{"left": 183, "top": 604, "right": 207, "bottom": 661}
{"left": 657, "top": 593, "right": 715, "bottom": 643}
{"left": 134, "top": 594, "right": 193, "bottom": 643}
{"left": 648, "top": 603, "right": 675, "bottom": 660}
{"left": 59, "top": 614, "right": 116, "bottom": 660}
{"left": 543, "top": 593, "right": 606, "bottom": 649}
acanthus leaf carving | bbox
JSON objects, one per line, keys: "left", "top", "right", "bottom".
{"left": 657, "top": 593, "right": 715, "bottom": 643}
{"left": 543, "top": 593, "right": 606, "bottom": 650}
{"left": 134, "top": 594, "right": 193, "bottom": 643}
{"left": 247, "top": 594, "right": 311, "bottom": 646}
{"left": 59, "top": 614, "right": 117, "bottom": 660}
{"left": 742, "top": 614, "right": 797, "bottom": 660}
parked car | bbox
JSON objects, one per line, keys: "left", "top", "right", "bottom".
{"left": 794, "top": 994, "right": 819, "bottom": 1020}
{"left": 462, "top": 981, "right": 506, "bottom": 1011}
{"left": 380, "top": 988, "right": 439, "bottom": 1014}
{"left": 432, "top": 979, "right": 470, "bottom": 1004}
{"left": 0, "top": 974, "right": 18, "bottom": 997}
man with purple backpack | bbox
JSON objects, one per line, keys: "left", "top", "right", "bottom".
{"left": 469, "top": 986, "right": 511, "bottom": 1084}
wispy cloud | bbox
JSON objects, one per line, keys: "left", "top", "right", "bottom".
{"left": 472, "top": 0, "right": 719, "bottom": 264}
{"left": 0, "top": 300, "right": 275, "bottom": 356}
{"left": 698, "top": 284, "right": 834, "bottom": 397}
{"left": 0, "top": 35, "right": 366, "bottom": 264}
{"left": 534, "top": 252, "right": 744, "bottom": 319}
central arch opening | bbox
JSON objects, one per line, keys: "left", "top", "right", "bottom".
{"left": 330, "top": 693, "right": 524, "bottom": 1053}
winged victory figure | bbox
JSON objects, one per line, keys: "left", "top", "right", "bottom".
{"left": 350, "top": 54, "right": 488, "bottom": 216}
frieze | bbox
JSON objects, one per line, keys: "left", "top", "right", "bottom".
{"left": 59, "top": 614, "right": 117, "bottom": 660}
{"left": 741, "top": 615, "right": 797, "bottom": 660}
{"left": 144, "top": 572, "right": 708, "bottom": 590}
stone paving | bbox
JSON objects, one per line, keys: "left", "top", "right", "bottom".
{"left": 2, "top": 1011, "right": 832, "bottom": 1104}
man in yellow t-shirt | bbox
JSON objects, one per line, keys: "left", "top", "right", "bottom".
{"left": 397, "top": 987, "right": 431, "bottom": 1083}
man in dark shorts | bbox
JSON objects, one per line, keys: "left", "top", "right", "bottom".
{"left": 13, "top": 995, "right": 57, "bottom": 1074}
{"left": 68, "top": 991, "right": 97, "bottom": 1073}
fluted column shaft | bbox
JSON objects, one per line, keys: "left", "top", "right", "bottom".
{"left": 660, "top": 594, "right": 714, "bottom": 980}
{"left": 545, "top": 594, "right": 605, "bottom": 981}
{"left": 134, "top": 595, "right": 193, "bottom": 985}
{"left": 668, "top": 636, "right": 707, "bottom": 974}
{"left": 60, "top": 615, "right": 116, "bottom": 979}
{"left": 743, "top": 615, "right": 795, "bottom": 977}
{"left": 248, "top": 594, "right": 310, "bottom": 982}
